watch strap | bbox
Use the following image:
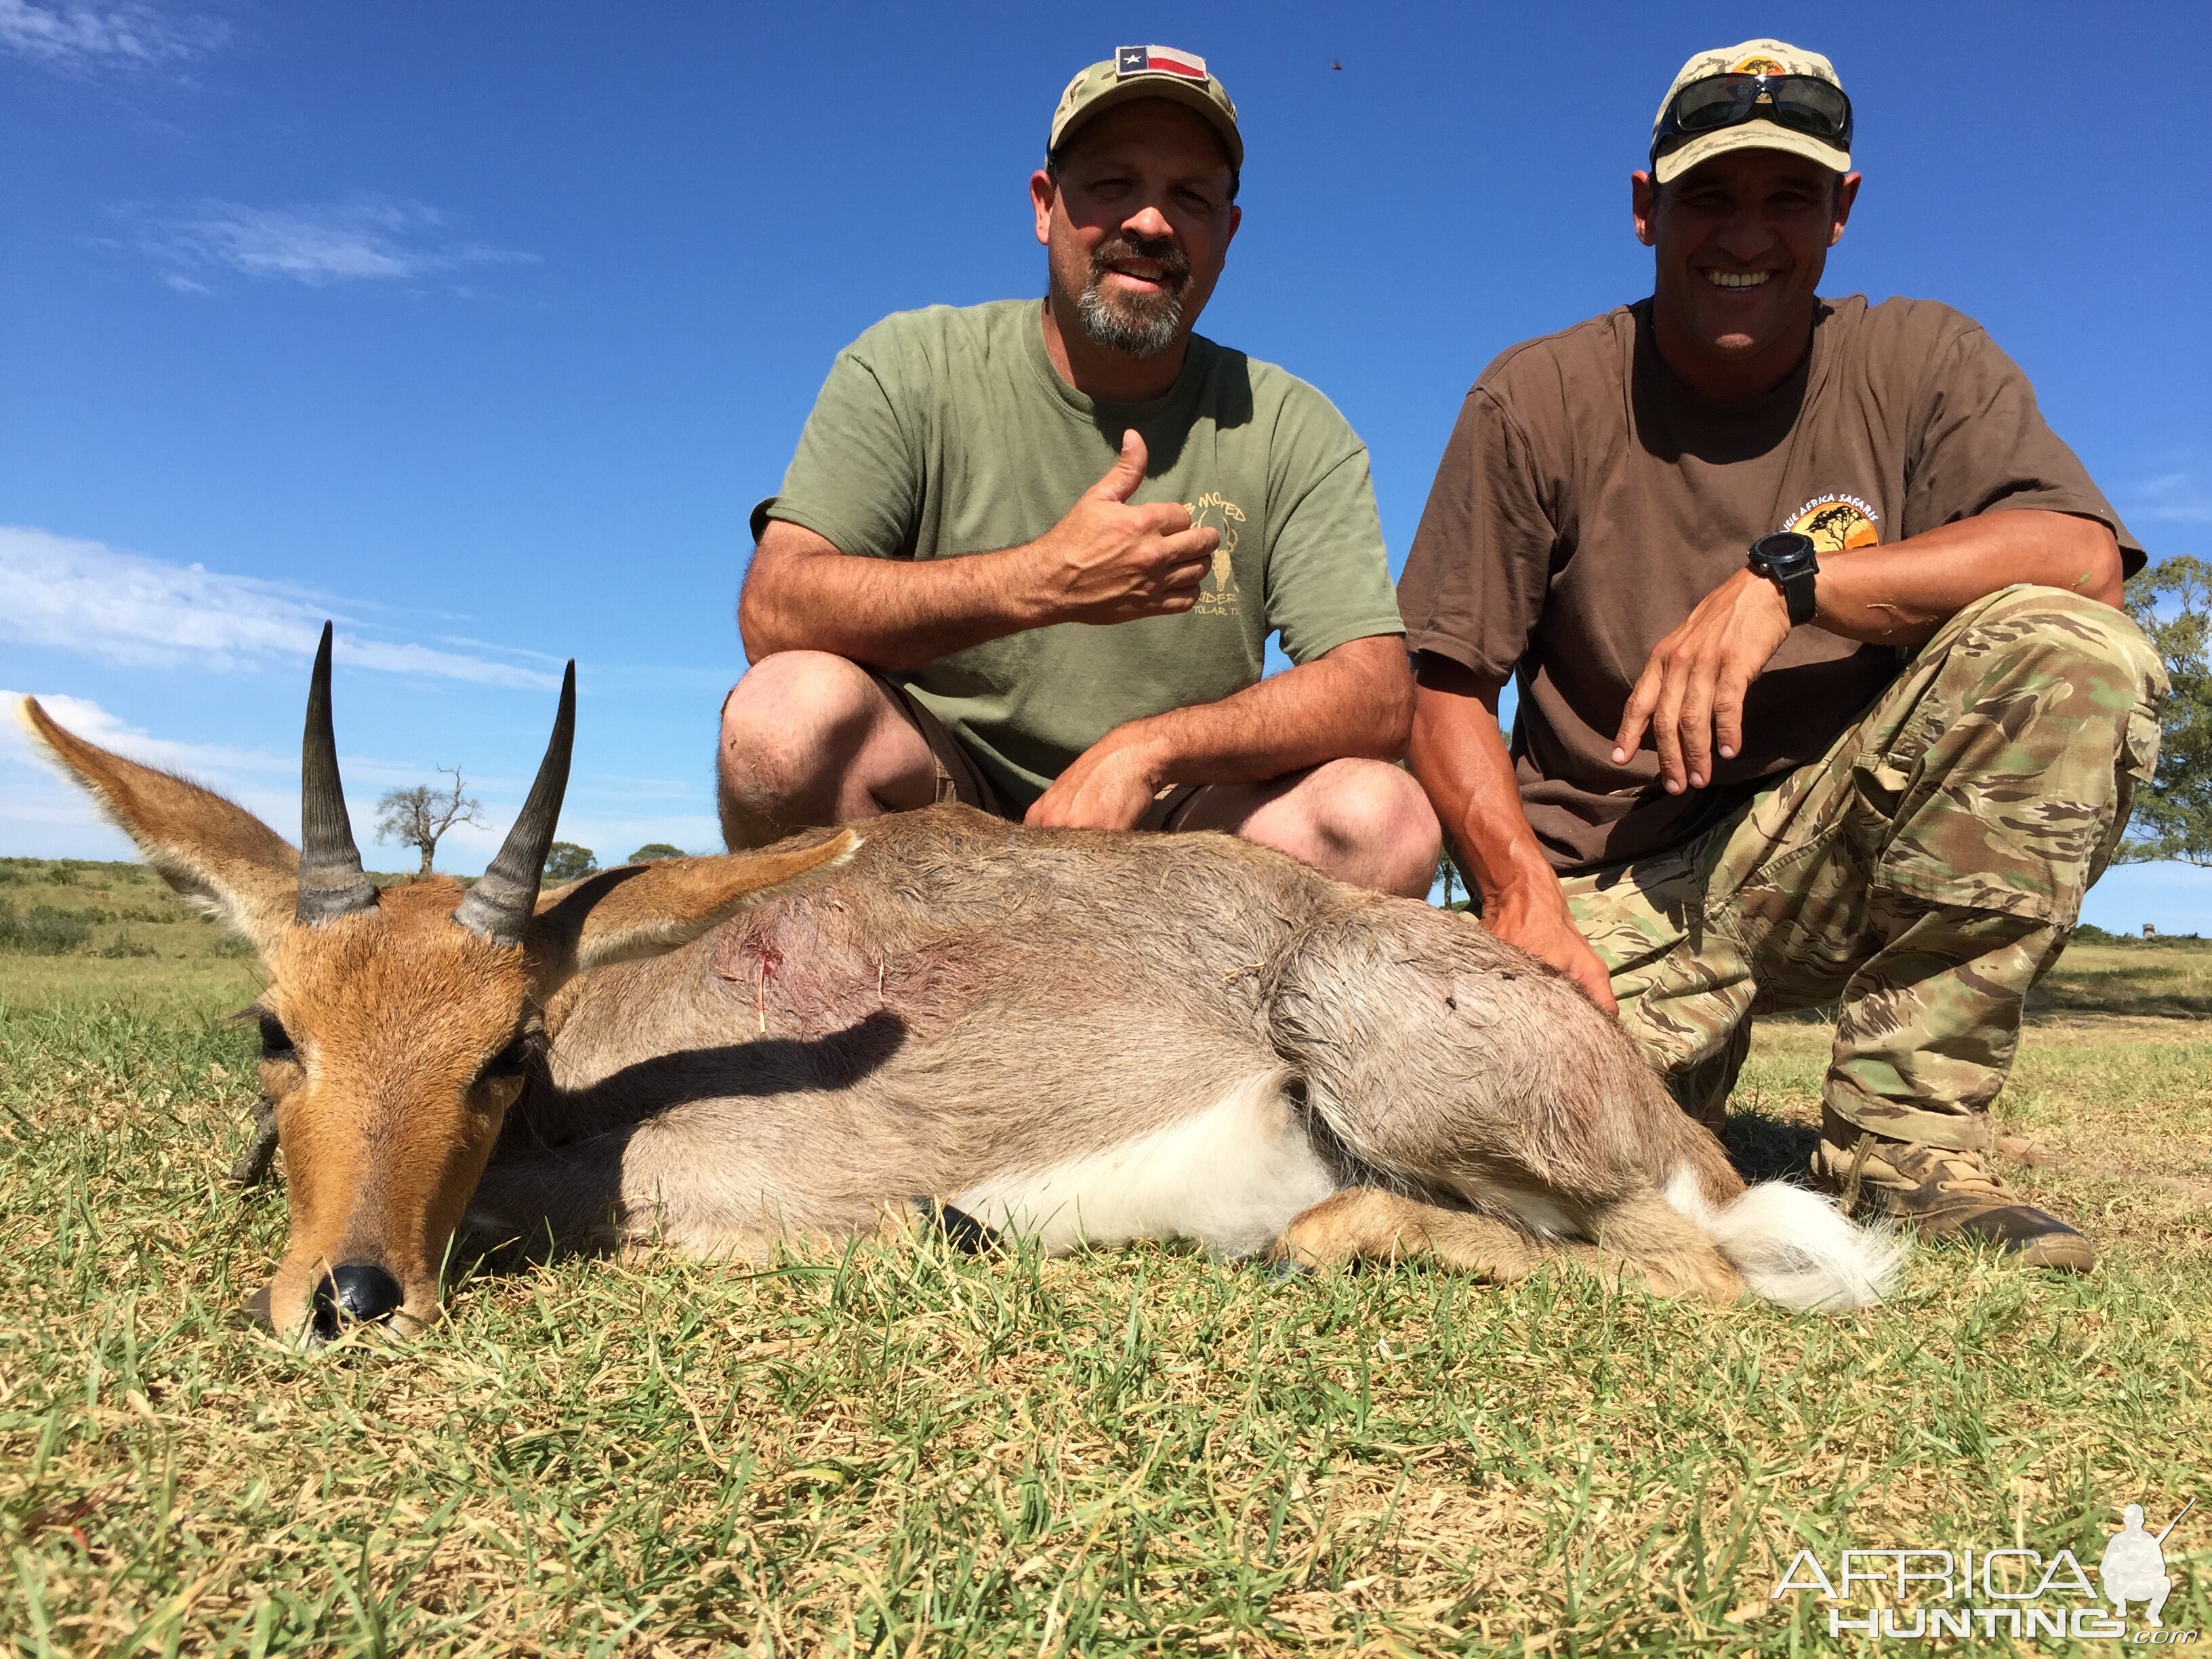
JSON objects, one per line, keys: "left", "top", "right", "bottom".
{"left": 1776, "top": 568, "right": 1817, "bottom": 627}
{"left": 1748, "top": 534, "right": 1820, "bottom": 628}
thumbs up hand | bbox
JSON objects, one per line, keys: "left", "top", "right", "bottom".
{"left": 1022, "top": 430, "right": 1221, "bottom": 626}
{"left": 1087, "top": 426, "right": 1151, "bottom": 506}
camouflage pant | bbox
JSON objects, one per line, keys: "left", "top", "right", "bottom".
{"left": 1561, "top": 586, "right": 2167, "bottom": 1152}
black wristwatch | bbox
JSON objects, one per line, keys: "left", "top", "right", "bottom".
{"left": 1748, "top": 531, "right": 1820, "bottom": 627}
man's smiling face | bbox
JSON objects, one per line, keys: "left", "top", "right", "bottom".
{"left": 1033, "top": 99, "right": 1240, "bottom": 359}
{"left": 1633, "top": 148, "right": 1860, "bottom": 377}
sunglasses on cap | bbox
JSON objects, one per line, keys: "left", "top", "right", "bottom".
{"left": 1651, "top": 73, "right": 1853, "bottom": 166}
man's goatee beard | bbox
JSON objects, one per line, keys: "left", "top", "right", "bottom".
{"left": 1076, "top": 280, "right": 1183, "bottom": 358}
{"left": 1069, "top": 237, "right": 1191, "bottom": 359}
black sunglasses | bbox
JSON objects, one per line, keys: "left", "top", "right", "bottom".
{"left": 1651, "top": 73, "right": 1853, "bottom": 167}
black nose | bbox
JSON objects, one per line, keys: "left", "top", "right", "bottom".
{"left": 312, "top": 1262, "right": 405, "bottom": 1338}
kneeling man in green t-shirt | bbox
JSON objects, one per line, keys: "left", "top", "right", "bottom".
{"left": 719, "top": 47, "right": 1441, "bottom": 897}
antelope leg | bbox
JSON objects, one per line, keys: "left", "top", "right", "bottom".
{"left": 1270, "top": 1186, "right": 1745, "bottom": 1305}
{"left": 1269, "top": 1187, "right": 1623, "bottom": 1288}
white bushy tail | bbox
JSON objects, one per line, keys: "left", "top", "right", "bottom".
{"left": 1664, "top": 1169, "right": 1907, "bottom": 1311}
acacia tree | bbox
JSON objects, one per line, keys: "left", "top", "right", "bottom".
{"left": 543, "top": 842, "right": 599, "bottom": 884}
{"left": 2120, "top": 554, "right": 2212, "bottom": 867}
{"left": 374, "top": 767, "right": 485, "bottom": 877}
{"left": 628, "top": 842, "right": 685, "bottom": 863}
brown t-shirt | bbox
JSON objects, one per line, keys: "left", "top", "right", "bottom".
{"left": 1398, "top": 295, "right": 2145, "bottom": 874}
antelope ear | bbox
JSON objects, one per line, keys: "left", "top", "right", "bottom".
{"left": 18, "top": 697, "right": 299, "bottom": 955}
{"left": 525, "top": 829, "right": 861, "bottom": 987}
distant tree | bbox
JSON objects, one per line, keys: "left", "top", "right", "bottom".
{"left": 2121, "top": 555, "right": 2212, "bottom": 868}
{"left": 543, "top": 842, "right": 599, "bottom": 885}
{"left": 628, "top": 842, "right": 686, "bottom": 863}
{"left": 1436, "top": 846, "right": 1466, "bottom": 911}
{"left": 374, "top": 767, "right": 485, "bottom": 877}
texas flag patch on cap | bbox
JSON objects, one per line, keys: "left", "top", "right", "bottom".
{"left": 1116, "top": 45, "right": 1208, "bottom": 82}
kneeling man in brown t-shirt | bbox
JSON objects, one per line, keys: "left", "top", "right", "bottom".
{"left": 1398, "top": 39, "right": 2166, "bottom": 1270}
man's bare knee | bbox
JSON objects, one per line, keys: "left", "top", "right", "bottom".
{"left": 721, "top": 653, "right": 879, "bottom": 781}
{"left": 1242, "top": 760, "right": 1441, "bottom": 897}
{"left": 717, "top": 652, "right": 929, "bottom": 847}
{"left": 1313, "top": 761, "right": 1443, "bottom": 896}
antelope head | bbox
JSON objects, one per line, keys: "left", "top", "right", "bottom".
{"left": 20, "top": 626, "right": 857, "bottom": 1345}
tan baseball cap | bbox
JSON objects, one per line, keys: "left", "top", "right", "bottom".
{"left": 1049, "top": 46, "right": 1243, "bottom": 171}
{"left": 1650, "top": 39, "right": 1850, "bottom": 184}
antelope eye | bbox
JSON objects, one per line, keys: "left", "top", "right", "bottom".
{"left": 257, "top": 1012, "right": 296, "bottom": 1061}
{"left": 478, "top": 1033, "right": 535, "bottom": 1082}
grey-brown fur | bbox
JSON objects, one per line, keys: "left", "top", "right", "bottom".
{"left": 468, "top": 805, "right": 1885, "bottom": 1306}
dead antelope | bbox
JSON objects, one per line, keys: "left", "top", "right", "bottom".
{"left": 22, "top": 628, "right": 1902, "bottom": 1343}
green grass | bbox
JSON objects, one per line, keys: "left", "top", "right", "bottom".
{"left": 1, "top": 860, "right": 2208, "bottom": 1653}
{"left": 2024, "top": 941, "right": 2212, "bottom": 1021}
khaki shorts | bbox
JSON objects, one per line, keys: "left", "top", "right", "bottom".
{"left": 872, "top": 672, "right": 1203, "bottom": 833}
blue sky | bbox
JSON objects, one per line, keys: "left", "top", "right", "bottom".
{"left": 4, "top": 1, "right": 2208, "bottom": 930}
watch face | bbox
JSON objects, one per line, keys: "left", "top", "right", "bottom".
{"left": 1751, "top": 531, "right": 1818, "bottom": 573}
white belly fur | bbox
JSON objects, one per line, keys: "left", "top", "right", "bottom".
{"left": 951, "top": 1071, "right": 1336, "bottom": 1258}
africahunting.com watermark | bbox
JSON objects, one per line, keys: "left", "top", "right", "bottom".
{"left": 1771, "top": 1498, "right": 2196, "bottom": 1642}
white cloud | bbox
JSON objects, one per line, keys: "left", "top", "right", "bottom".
{"left": 2125, "top": 472, "right": 2212, "bottom": 525}
{"left": 134, "top": 197, "right": 535, "bottom": 289}
{"left": 4, "top": 689, "right": 718, "bottom": 872}
{"left": 0, "top": 0, "right": 226, "bottom": 68}
{"left": 5, "top": 689, "right": 289, "bottom": 778}
{"left": 0, "top": 525, "right": 559, "bottom": 689}
{"left": 3, "top": 689, "right": 490, "bottom": 794}
{"left": 2, "top": 689, "right": 537, "bottom": 866}
{"left": 5, "top": 688, "right": 316, "bottom": 861}
{"left": 0, "top": 531, "right": 714, "bottom": 867}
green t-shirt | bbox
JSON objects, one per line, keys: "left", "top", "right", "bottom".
{"left": 754, "top": 298, "right": 1402, "bottom": 811}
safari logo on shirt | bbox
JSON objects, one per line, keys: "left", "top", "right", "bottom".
{"left": 1786, "top": 492, "right": 1881, "bottom": 552}
{"left": 1187, "top": 491, "right": 1247, "bottom": 617}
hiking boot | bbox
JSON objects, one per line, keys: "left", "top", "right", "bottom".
{"left": 1809, "top": 1108, "right": 2095, "bottom": 1272}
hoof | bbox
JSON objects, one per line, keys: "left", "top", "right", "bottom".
{"left": 911, "top": 1197, "right": 1003, "bottom": 1256}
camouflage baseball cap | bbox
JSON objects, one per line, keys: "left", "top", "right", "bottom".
{"left": 1650, "top": 39, "right": 1850, "bottom": 184}
{"left": 1049, "top": 46, "right": 1242, "bottom": 171}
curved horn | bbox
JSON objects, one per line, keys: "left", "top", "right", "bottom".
{"left": 295, "top": 621, "right": 378, "bottom": 926}
{"left": 452, "top": 661, "right": 576, "bottom": 948}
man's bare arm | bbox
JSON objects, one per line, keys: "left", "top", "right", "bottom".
{"left": 1408, "top": 654, "right": 1617, "bottom": 1011}
{"left": 1026, "top": 634, "right": 1416, "bottom": 830}
{"left": 1615, "top": 508, "right": 2124, "bottom": 794}
{"left": 1810, "top": 508, "right": 2123, "bottom": 641}
{"left": 739, "top": 430, "right": 1220, "bottom": 671}
{"left": 740, "top": 519, "right": 1046, "bottom": 669}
